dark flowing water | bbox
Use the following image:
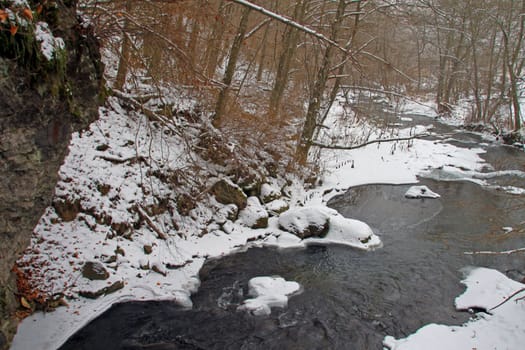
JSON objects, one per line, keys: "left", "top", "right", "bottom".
{"left": 60, "top": 115, "right": 525, "bottom": 350}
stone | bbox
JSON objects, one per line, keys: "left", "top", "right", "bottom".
{"left": 265, "top": 199, "right": 289, "bottom": 216}
{"left": 278, "top": 207, "right": 331, "bottom": 239}
{"left": 214, "top": 204, "right": 239, "bottom": 224}
{"left": 211, "top": 179, "right": 247, "bottom": 209}
{"left": 78, "top": 280, "right": 124, "bottom": 299}
{"left": 260, "top": 183, "right": 282, "bottom": 203}
{"left": 82, "top": 261, "right": 109, "bottom": 281}
{"left": 143, "top": 245, "right": 153, "bottom": 255}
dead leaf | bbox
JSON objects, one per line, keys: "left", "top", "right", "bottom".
{"left": 0, "top": 9, "right": 7, "bottom": 23}
{"left": 10, "top": 25, "right": 18, "bottom": 36}
{"left": 20, "top": 296, "right": 31, "bottom": 309}
{"left": 22, "top": 8, "right": 33, "bottom": 21}
{"left": 36, "top": 4, "right": 43, "bottom": 15}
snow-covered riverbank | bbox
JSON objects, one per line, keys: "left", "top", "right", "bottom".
{"left": 11, "top": 97, "right": 525, "bottom": 350}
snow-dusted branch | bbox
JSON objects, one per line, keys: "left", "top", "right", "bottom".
{"left": 464, "top": 247, "right": 525, "bottom": 255}
{"left": 311, "top": 133, "right": 431, "bottom": 151}
{"left": 229, "top": 0, "right": 349, "bottom": 54}
{"left": 244, "top": 17, "right": 272, "bottom": 40}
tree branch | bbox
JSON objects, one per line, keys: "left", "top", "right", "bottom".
{"left": 136, "top": 205, "right": 168, "bottom": 240}
{"left": 311, "top": 133, "right": 431, "bottom": 151}
{"left": 229, "top": 0, "right": 350, "bottom": 54}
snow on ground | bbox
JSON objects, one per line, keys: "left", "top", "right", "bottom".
{"left": 237, "top": 276, "right": 301, "bottom": 316}
{"left": 11, "top": 90, "right": 523, "bottom": 349}
{"left": 383, "top": 267, "right": 525, "bottom": 350}
{"left": 399, "top": 98, "right": 438, "bottom": 118}
{"left": 305, "top": 134, "right": 486, "bottom": 205}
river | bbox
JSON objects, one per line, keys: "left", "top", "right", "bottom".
{"left": 60, "top": 112, "right": 525, "bottom": 350}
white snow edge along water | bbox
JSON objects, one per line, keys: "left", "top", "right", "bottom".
{"left": 237, "top": 276, "right": 301, "bottom": 316}
{"left": 383, "top": 267, "right": 525, "bottom": 350}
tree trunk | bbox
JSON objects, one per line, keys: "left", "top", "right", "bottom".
{"left": 213, "top": 6, "right": 251, "bottom": 128}
{"left": 267, "top": 0, "right": 307, "bottom": 121}
{"left": 316, "top": 0, "right": 362, "bottom": 134}
{"left": 295, "top": 0, "right": 346, "bottom": 165}
{"left": 115, "top": 1, "right": 132, "bottom": 91}
{"left": 204, "top": 1, "right": 228, "bottom": 78}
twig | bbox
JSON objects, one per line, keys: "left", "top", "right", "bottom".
{"left": 489, "top": 288, "right": 525, "bottom": 311}
{"left": 136, "top": 205, "right": 168, "bottom": 240}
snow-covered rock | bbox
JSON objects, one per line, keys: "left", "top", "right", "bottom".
{"left": 265, "top": 199, "right": 289, "bottom": 216}
{"left": 278, "top": 206, "right": 381, "bottom": 250}
{"left": 214, "top": 204, "right": 239, "bottom": 224}
{"left": 278, "top": 206, "right": 333, "bottom": 238}
{"left": 238, "top": 197, "right": 269, "bottom": 229}
{"left": 238, "top": 276, "right": 301, "bottom": 316}
{"left": 211, "top": 179, "right": 247, "bottom": 209}
{"left": 260, "top": 183, "right": 282, "bottom": 203}
{"left": 405, "top": 185, "right": 440, "bottom": 199}
{"left": 313, "top": 214, "right": 381, "bottom": 250}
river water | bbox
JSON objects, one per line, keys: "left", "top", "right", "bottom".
{"left": 60, "top": 113, "right": 525, "bottom": 350}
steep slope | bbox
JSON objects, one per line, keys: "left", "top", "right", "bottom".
{"left": 0, "top": 1, "right": 103, "bottom": 348}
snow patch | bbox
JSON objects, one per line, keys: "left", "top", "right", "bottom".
{"left": 383, "top": 267, "right": 525, "bottom": 350}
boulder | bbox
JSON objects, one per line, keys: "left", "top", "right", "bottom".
{"left": 265, "top": 199, "right": 289, "bottom": 216}
{"left": 260, "top": 183, "right": 282, "bottom": 203}
{"left": 78, "top": 280, "right": 124, "bottom": 299}
{"left": 211, "top": 179, "right": 247, "bottom": 209}
{"left": 82, "top": 261, "right": 109, "bottom": 281}
{"left": 278, "top": 207, "right": 333, "bottom": 239}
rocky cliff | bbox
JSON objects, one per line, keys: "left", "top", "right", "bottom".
{"left": 0, "top": 1, "right": 103, "bottom": 348}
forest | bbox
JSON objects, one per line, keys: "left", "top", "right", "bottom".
{"left": 84, "top": 0, "right": 524, "bottom": 167}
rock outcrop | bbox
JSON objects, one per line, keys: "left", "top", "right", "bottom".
{"left": 0, "top": 1, "right": 103, "bottom": 348}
